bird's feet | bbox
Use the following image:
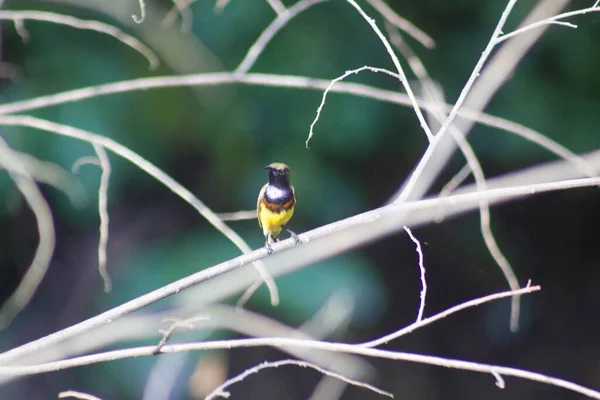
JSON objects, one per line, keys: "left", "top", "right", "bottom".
{"left": 287, "top": 229, "right": 302, "bottom": 246}
{"left": 265, "top": 240, "right": 274, "bottom": 254}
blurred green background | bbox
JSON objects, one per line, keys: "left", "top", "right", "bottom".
{"left": 0, "top": 0, "right": 599, "bottom": 398}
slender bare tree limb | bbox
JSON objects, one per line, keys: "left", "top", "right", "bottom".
{"left": 0, "top": 10, "right": 158, "bottom": 69}
{"left": 132, "top": 0, "right": 146, "bottom": 23}
{"left": 204, "top": 359, "right": 393, "bottom": 399}
{"left": 0, "top": 136, "right": 55, "bottom": 329}
{"left": 216, "top": 210, "right": 256, "bottom": 221}
{"left": 0, "top": 150, "right": 85, "bottom": 205}
{"left": 162, "top": 0, "right": 197, "bottom": 33}
{"left": 58, "top": 390, "right": 103, "bottom": 400}
{"left": 5, "top": 335, "right": 600, "bottom": 399}
{"left": 439, "top": 164, "right": 472, "bottom": 198}
{"left": 308, "top": 66, "right": 401, "bottom": 145}
{"left": 339, "top": 0, "right": 433, "bottom": 142}
{"left": 365, "top": 0, "right": 434, "bottom": 49}
{"left": 92, "top": 144, "right": 112, "bottom": 293}
{"left": 235, "top": 0, "right": 328, "bottom": 74}
{"left": 359, "top": 284, "right": 538, "bottom": 348}
{"left": 0, "top": 71, "right": 590, "bottom": 185}
{"left": 403, "top": 227, "right": 426, "bottom": 322}
{"left": 265, "top": 0, "right": 287, "bottom": 16}
{"left": 71, "top": 150, "right": 113, "bottom": 292}
{"left": 496, "top": 2, "right": 600, "bottom": 44}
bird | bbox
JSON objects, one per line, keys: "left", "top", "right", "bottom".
{"left": 257, "top": 162, "right": 300, "bottom": 254}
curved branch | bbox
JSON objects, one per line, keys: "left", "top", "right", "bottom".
{"left": 0, "top": 10, "right": 158, "bottom": 69}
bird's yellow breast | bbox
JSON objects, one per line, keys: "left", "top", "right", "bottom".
{"left": 258, "top": 202, "right": 294, "bottom": 238}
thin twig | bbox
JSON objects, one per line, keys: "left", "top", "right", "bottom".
{"left": 93, "top": 144, "right": 112, "bottom": 293}
{"left": 132, "top": 0, "right": 146, "bottom": 23}
{"left": 492, "top": 369, "right": 506, "bottom": 389}
{"left": 403, "top": 227, "right": 426, "bottom": 322}
{"left": 307, "top": 66, "right": 401, "bottom": 146}
{"left": 359, "top": 284, "right": 538, "bottom": 348}
{"left": 13, "top": 19, "right": 29, "bottom": 42}
{"left": 152, "top": 316, "right": 208, "bottom": 355}
{"left": 236, "top": 280, "right": 262, "bottom": 308}
{"left": 58, "top": 390, "right": 103, "bottom": 400}
{"left": 339, "top": 0, "right": 433, "bottom": 142}
{"left": 496, "top": 3, "right": 600, "bottom": 44}
{"left": 0, "top": 136, "right": 55, "bottom": 329}
{"left": 365, "top": 0, "right": 434, "bottom": 49}
{"left": 217, "top": 210, "right": 255, "bottom": 221}
{"left": 0, "top": 116, "right": 279, "bottom": 307}
{"left": 72, "top": 150, "right": 124, "bottom": 293}
{"left": 0, "top": 11, "right": 158, "bottom": 69}
{"left": 265, "top": 0, "right": 287, "bottom": 16}
{"left": 2, "top": 174, "right": 598, "bottom": 366}
{"left": 204, "top": 359, "right": 393, "bottom": 399}
{"left": 439, "top": 164, "right": 472, "bottom": 197}
{"left": 0, "top": 150, "right": 85, "bottom": 205}
{"left": 72, "top": 156, "right": 101, "bottom": 174}
{"left": 235, "top": 0, "right": 327, "bottom": 74}
{"left": 162, "top": 0, "right": 197, "bottom": 33}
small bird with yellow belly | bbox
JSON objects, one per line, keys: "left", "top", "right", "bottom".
{"left": 257, "top": 162, "right": 300, "bottom": 254}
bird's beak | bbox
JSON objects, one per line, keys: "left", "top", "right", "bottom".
{"left": 263, "top": 165, "right": 271, "bottom": 170}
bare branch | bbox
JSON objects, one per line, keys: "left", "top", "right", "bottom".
{"left": 0, "top": 10, "right": 158, "bottom": 69}
{"left": 0, "top": 136, "right": 55, "bottom": 329}
{"left": 162, "top": 0, "right": 197, "bottom": 33}
{"left": 0, "top": 72, "right": 589, "bottom": 184}
{"left": 93, "top": 144, "right": 112, "bottom": 293}
{"left": 307, "top": 66, "right": 402, "bottom": 147}
{"left": 72, "top": 156, "right": 101, "bottom": 173}
{"left": 366, "top": 0, "right": 434, "bottom": 49}
{"left": 152, "top": 316, "right": 209, "bottom": 355}
{"left": 266, "top": 0, "right": 287, "bottom": 16}
{"left": 496, "top": 3, "right": 600, "bottom": 44}
{"left": 132, "top": 0, "right": 146, "bottom": 23}
{"left": 58, "top": 390, "right": 103, "bottom": 400}
{"left": 359, "top": 284, "right": 538, "bottom": 348}
{"left": 13, "top": 19, "right": 29, "bottom": 42}
{"left": 217, "top": 210, "right": 255, "bottom": 221}
{"left": 403, "top": 227, "right": 426, "bottom": 322}
{"left": 439, "top": 164, "right": 472, "bottom": 198}
{"left": 0, "top": 150, "right": 85, "bottom": 205}
{"left": 6, "top": 333, "right": 600, "bottom": 399}
{"left": 204, "top": 359, "right": 393, "bottom": 399}
{"left": 339, "top": 0, "right": 432, "bottom": 143}
{"left": 492, "top": 369, "right": 506, "bottom": 389}
{"left": 235, "top": 0, "right": 327, "bottom": 75}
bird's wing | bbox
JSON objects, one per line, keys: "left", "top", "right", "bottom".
{"left": 291, "top": 185, "right": 296, "bottom": 205}
{"left": 256, "top": 183, "right": 268, "bottom": 227}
